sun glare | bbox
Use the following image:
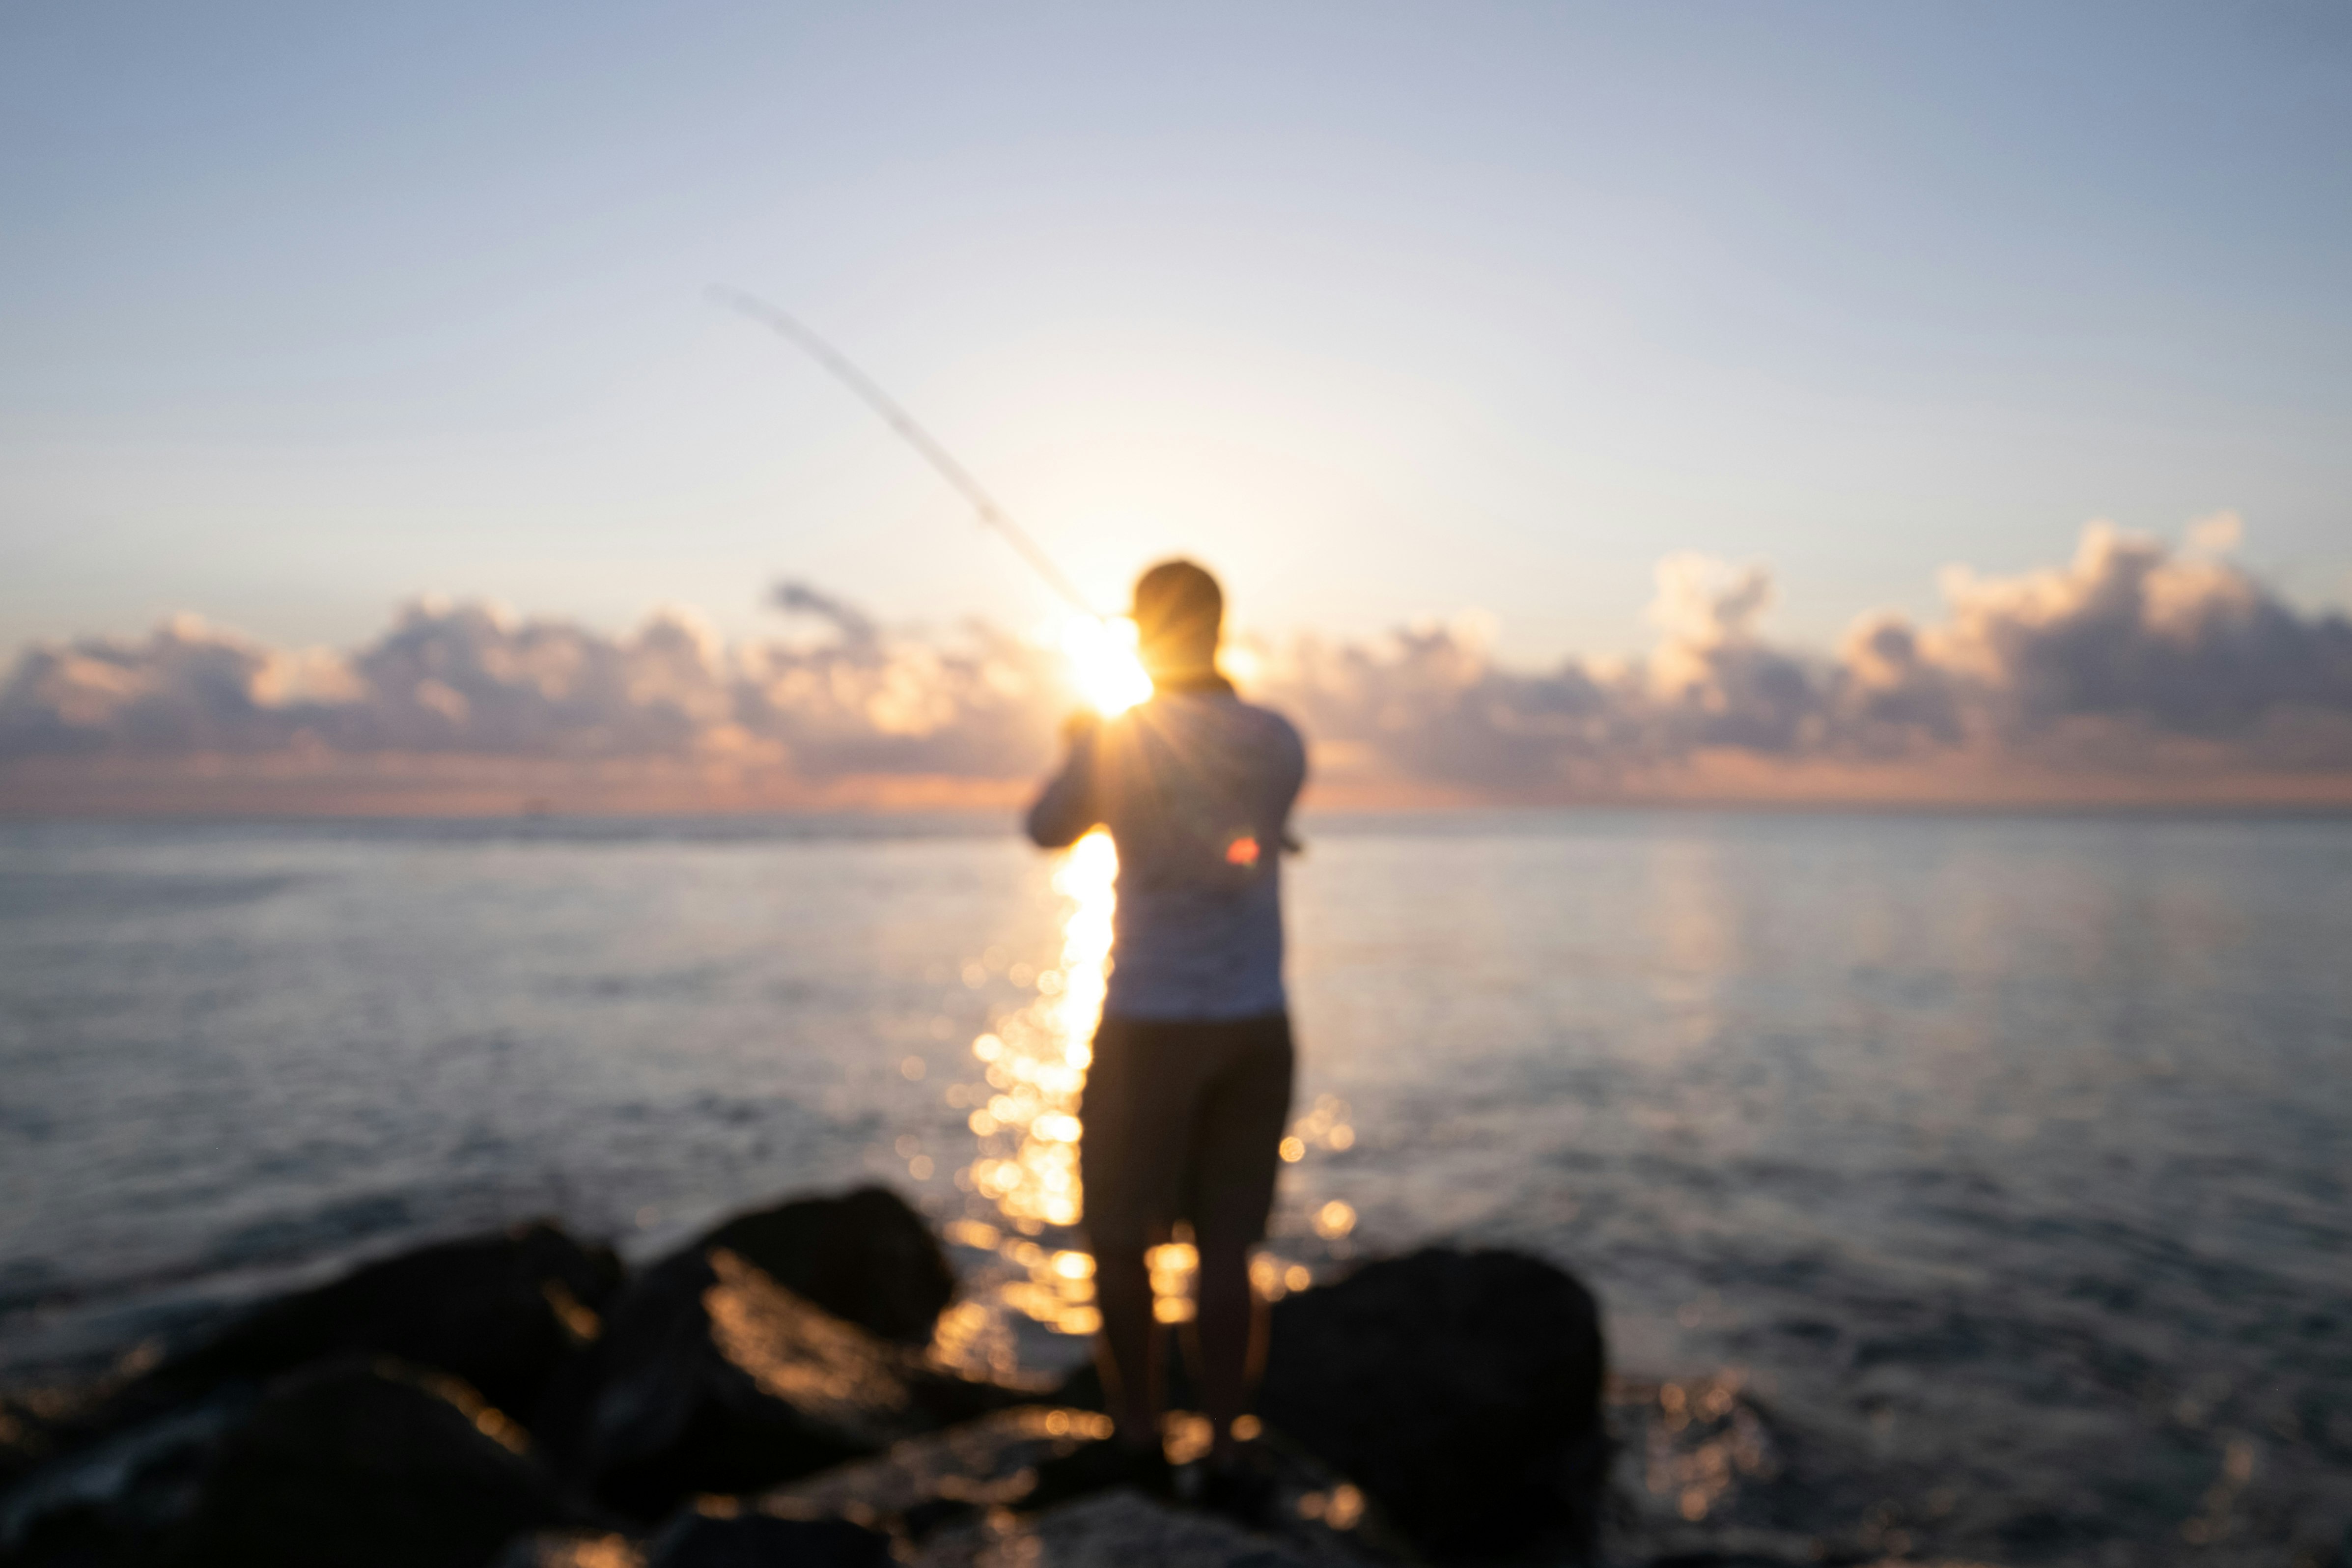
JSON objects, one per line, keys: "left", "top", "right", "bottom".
{"left": 1062, "top": 616, "right": 1154, "bottom": 716}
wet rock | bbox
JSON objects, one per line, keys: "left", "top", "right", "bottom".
{"left": 760, "top": 1406, "right": 1396, "bottom": 1565}
{"left": 643, "top": 1507, "right": 893, "bottom": 1568}
{"left": 145, "top": 1221, "right": 623, "bottom": 1429}
{"left": 171, "top": 1357, "right": 591, "bottom": 1568}
{"left": 539, "top": 1248, "right": 1024, "bottom": 1519}
{"left": 911, "top": 1487, "right": 1339, "bottom": 1568}
{"left": 759, "top": 1405, "right": 1106, "bottom": 1533}
{"left": 0, "top": 1388, "right": 83, "bottom": 1492}
{"left": 0, "top": 1389, "right": 252, "bottom": 1563}
{"left": 1258, "top": 1247, "right": 1608, "bottom": 1565}
{"left": 684, "top": 1188, "right": 956, "bottom": 1347}
{"left": 487, "top": 1529, "right": 644, "bottom": 1568}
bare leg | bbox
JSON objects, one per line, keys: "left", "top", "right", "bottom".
{"left": 1194, "top": 1235, "right": 1265, "bottom": 1464}
{"left": 1090, "top": 1234, "right": 1164, "bottom": 1451}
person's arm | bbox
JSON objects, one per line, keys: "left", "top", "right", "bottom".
{"left": 1272, "top": 713, "right": 1308, "bottom": 853}
{"left": 1025, "top": 713, "right": 1101, "bottom": 848}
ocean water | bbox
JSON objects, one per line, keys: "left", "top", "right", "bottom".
{"left": 2, "top": 811, "right": 2348, "bottom": 1563}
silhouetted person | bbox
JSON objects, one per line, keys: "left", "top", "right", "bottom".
{"left": 1026, "top": 560, "right": 1307, "bottom": 1500}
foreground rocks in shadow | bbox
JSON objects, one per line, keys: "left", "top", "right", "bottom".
{"left": 1259, "top": 1246, "right": 1609, "bottom": 1565}
{"left": 495, "top": 1508, "right": 895, "bottom": 1568}
{"left": 913, "top": 1487, "right": 1354, "bottom": 1568}
{"left": 0, "top": 1389, "right": 253, "bottom": 1565}
{"left": 766, "top": 1405, "right": 1397, "bottom": 1566}
{"left": 502, "top": 1406, "right": 1398, "bottom": 1568}
{"left": 0, "top": 1220, "right": 619, "bottom": 1496}
{"left": 0, "top": 1222, "right": 620, "bottom": 1564}
{"left": 162, "top": 1221, "right": 619, "bottom": 1436}
{"left": 538, "top": 1192, "right": 1026, "bottom": 1519}
{"left": 3, "top": 1200, "right": 1627, "bottom": 1568}
{"left": 690, "top": 1188, "right": 956, "bottom": 1348}
{"left": 172, "top": 1357, "right": 593, "bottom": 1568}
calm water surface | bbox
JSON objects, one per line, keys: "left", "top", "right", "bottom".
{"left": 2, "top": 812, "right": 2347, "bottom": 1563}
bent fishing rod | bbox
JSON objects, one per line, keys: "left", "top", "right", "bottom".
{"left": 716, "top": 287, "right": 1303, "bottom": 855}
{"left": 709, "top": 286, "right": 1100, "bottom": 620}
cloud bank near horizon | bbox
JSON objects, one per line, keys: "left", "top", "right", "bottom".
{"left": 4, "top": 520, "right": 2350, "bottom": 813}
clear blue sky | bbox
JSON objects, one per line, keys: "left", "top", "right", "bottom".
{"left": 3, "top": 1, "right": 2348, "bottom": 664}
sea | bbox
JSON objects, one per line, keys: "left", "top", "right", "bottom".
{"left": 2, "top": 811, "right": 2347, "bottom": 1564}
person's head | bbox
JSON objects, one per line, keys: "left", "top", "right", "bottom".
{"left": 1129, "top": 559, "right": 1223, "bottom": 682}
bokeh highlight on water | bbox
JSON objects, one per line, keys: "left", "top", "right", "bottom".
{"left": 3, "top": 811, "right": 2348, "bottom": 1560}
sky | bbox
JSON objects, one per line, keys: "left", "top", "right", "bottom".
{"left": 4, "top": 3, "right": 2351, "bottom": 812}
{"left": 4, "top": 0, "right": 2349, "bottom": 668}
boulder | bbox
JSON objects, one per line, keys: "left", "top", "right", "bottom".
{"left": 686, "top": 1188, "right": 955, "bottom": 1347}
{"left": 170, "top": 1357, "right": 592, "bottom": 1568}
{"left": 538, "top": 1246, "right": 1023, "bottom": 1520}
{"left": 486, "top": 1530, "right": 645, "bottom": 1568}
{"left": 762, "top": 1405, "right": 1400, "bottom": 1564}
{"left": 145, "top": 1221, "right": 622, "bottom": 1429}
{"left": 1258, "top": 1247, "right": 1608, "bottom": 1564}
{"left": 0, "top": 1388, "right": 252, "bottom": 1563}
{"left": 928, "top": 1486, "right": 1349, "bottom": 1568}
{"left": 644, "top": 1509, "right": 892, "bottom": 1568}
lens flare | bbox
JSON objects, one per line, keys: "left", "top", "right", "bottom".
{"left": 1062, "top": 616, "right": 1153, "bottom": 716}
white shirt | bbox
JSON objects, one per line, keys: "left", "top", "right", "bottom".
{"left": 1026, "top": 687, "right": 1307, "bottom": 1021}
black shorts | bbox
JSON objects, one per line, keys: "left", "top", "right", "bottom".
{"left": 1078, "top": 1011, "right": 1295, "bottom": 1252}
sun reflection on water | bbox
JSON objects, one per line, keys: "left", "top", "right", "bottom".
{"left": 941, "top": 828, "right": 1116, "bottom": 1342}
{"left": 930, "top": 826, "right": 1358, "bottom": 1364}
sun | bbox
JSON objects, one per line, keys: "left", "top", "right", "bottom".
{"left": 1061, "top": 616, "right": 1154, "bottom": 716}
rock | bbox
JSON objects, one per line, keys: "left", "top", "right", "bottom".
{"left": 685, "top": 1188, "right": 956, "bottom": 1347}
{"left": 1258, "top": 1247, "right": 1608, "bottom": 1565}
{"left": 644, "top": 1507, "right": 893, "bottom": 1568}
{"left": 0, "top": 1388, "right": 252, "bottom": 1563}
{"left": 760, "top": 1406, "right": 1396, "bottom": 1565}
{"left": 911, "top": 1487, "right": 1341, "bottom": 1568}
{"left": 538, "top": 1248, "right": 1024, "bottom": 1520}
{"left": 487, "top": 1529, "right": 645, "bottom": 1568}
{"left": 0, "top": 1387, "right": 86, "bottom": 1493}
{"left": 171, "top": 1357, "right": 592, "bottom": 1568}
{"left": 147, "top": 1221, "right": 622, "bottom": 1429}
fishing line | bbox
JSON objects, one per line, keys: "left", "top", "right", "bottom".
{"left": 710, "top": 286, "right": 1100, "bottom": 619}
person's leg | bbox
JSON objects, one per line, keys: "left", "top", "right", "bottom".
{"left": 1077, "top": 1016, "right": 1187, "bottom": 1454}
{"left": 1191, "top": 1227, "right": 1263, "bottom": 1463}
{"left": 1090, "top": 1223, "right": 1169, "bottom": 1451}
{"left": 1185, "top": 1014, "right": 1294, "bottom": 1464}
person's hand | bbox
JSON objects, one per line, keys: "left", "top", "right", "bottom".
{"left": 1061, "top": 708, "right": 1101, "bottom": 746}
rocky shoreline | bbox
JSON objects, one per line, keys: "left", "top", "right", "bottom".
{"left": 0, "top": 1186, "right": 1939, "bottom": 1568}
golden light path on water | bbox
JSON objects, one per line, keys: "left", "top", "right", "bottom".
{"left": 927, "top": 821, "right": 1359, "bottom": 1374}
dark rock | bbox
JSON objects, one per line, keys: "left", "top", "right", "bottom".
{"left": 170, "top": 1357, "right": 591, "bottom": 1568}
{"left": 761, "top": 1405, "right": 1400, "bottom": 1564}
{"left": 948, "top": 1487, "right": 1347, "bottom": 1568}
{"left": 0, "top": 1224, "right": 616, "bottom": 1562}
{"left": 1258, "top": 1247, "right": 1608, "bottom": 1565}
{"left": 0, "top": 1389, "right": 252, "bottom": 1563}
{"left": 486, "top": 1529, "right": 644, "bottom": 1568}
{"left": 538, "top": 1247, "right": 1025, "bottom": 1520}
{"left": 0, "top": 1388, "right": 84, "bottom": 1492}
{"left": 148, "top": 1221, "right": 622, "bottom": 1428}
{"left": 644, "top": 1509, "right": 892, "bottom": 1568}
{"left": 760, "top": 1405, "right": 1102, "bottom": 1537}
{"left": 685, "top": 1188, "right": 955, "bottom": 1347}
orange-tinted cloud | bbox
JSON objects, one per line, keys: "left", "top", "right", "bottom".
{"left": 5, "top": 526, "right": 2349, "bottom": 814}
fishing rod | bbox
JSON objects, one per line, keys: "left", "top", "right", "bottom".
{"left": 710, "top": 286, "right": 1100, "bottom": 620}
{"left": 716, "top": 286, "right": 1300, "bottom": 853}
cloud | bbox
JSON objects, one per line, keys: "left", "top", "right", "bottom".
{"left": 1249, "top": 518, "right": 2352, "bottom": 800}
{"left": 4, "top": 521, "right": 2350, "bottom": 812}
